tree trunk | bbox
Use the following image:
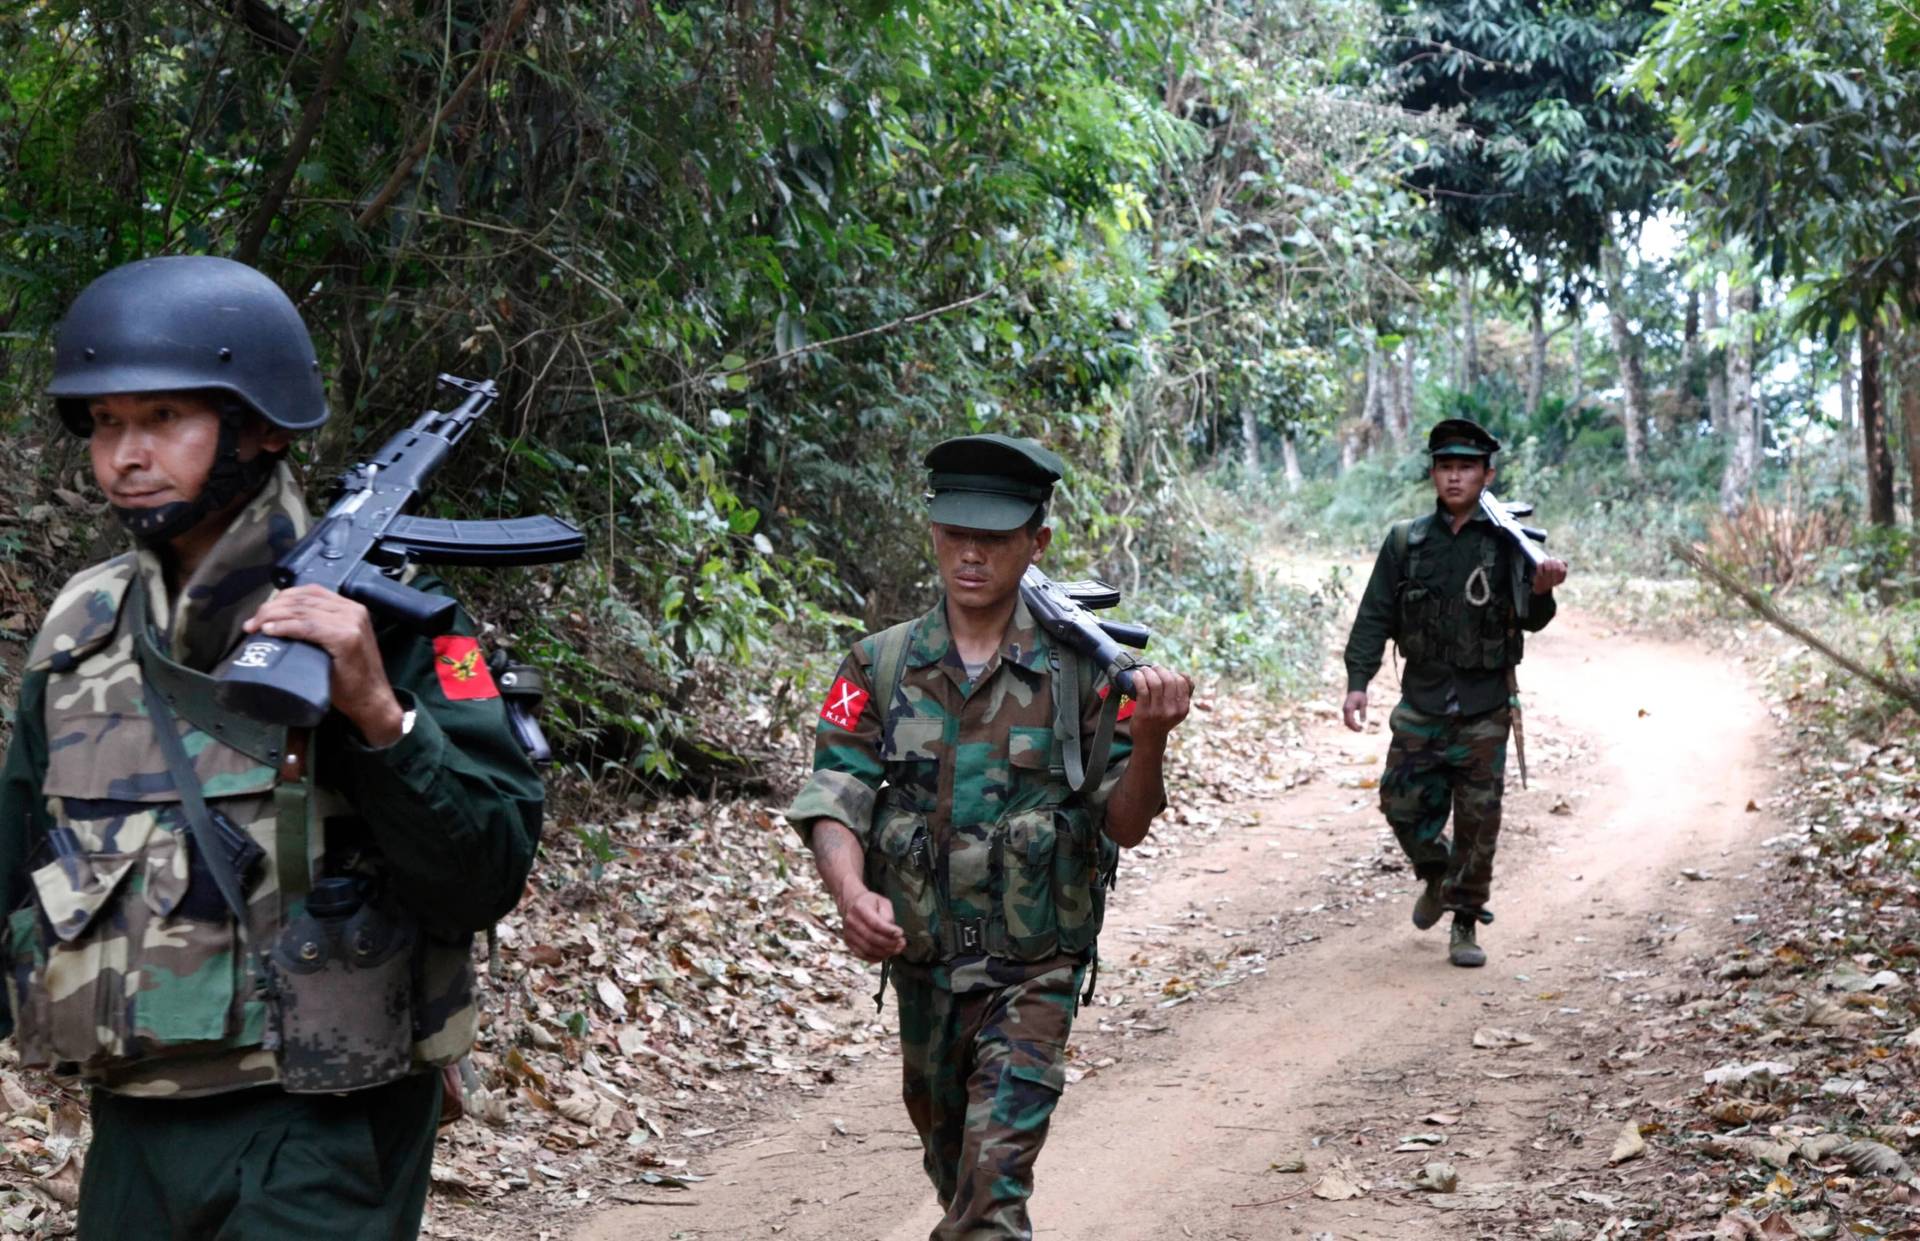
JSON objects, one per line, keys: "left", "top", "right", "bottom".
{"left": 1900, "top": 324, "right": 1920, "bottom": 526}
{"left": 1601, "top": 241, "right": 1647, "bottom": 476}
{"left": 1677, "top": 284, "right": 1700, "bottom": 431}
{"left": 1241, "top": 402, "right": 1259, "bottom": 473}
{"left": 1862, "top": 322, "right": 1896, "bottom": 527}
{"left": 1364, "top": 343, "right": 1387, "bottom": 445}
{"left": 1701, "top": 275, "right": 1727, "bottom": 434}
{"left": 1526, "top": 292, "right": 1546, "bottom": 417}
{"left": 1395, "top": 342, "right": 1415, "bottom": 443}
{"left": 1281, "top": 429, "right": 1303, "bottom": 493}
{"left": 1838, "top": 333, "right": 1858, "bottom": 464}
{"left": 1458, "top": 274, "right": 1479, "bottom": 390}
{"left": 1570, "top": 302, "right": 1585, "bottom": 412}
{"left": 1719, "top": 278, "right": 1759, "bottom": 512}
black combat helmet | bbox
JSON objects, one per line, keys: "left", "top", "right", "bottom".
{"left": 47, "top": 255, "right": 328, "bottom": 435}
{"left": 47, "top": 256, "right": 328, "bottom": 544}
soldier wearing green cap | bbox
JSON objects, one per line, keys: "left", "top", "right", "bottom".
{"left": 786, "top": 433, "right": 1192, "bottom": 1240}
{"left": 1340, "top": 418, "right": 1567, "bottom": 968}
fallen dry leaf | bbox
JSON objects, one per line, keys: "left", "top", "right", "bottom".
{"left": 1608, "top": 1120, "right": 1646, "bottom": 1165}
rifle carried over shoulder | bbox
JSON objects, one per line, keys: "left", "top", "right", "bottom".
{"left": 215, "top": 374, "right": 586, "bottom": 728}
{"left": 1019, "top": 567, "right": 1151, "bottom": 696}
{"left": 1018, "top": 567, "right": 1152, "bottom": 796}
{"left": 1476, "top": 492, "right": 1556, "bottom": 620}
{"left": 1475, "top": 491, "right": 1557, "bottom": 791}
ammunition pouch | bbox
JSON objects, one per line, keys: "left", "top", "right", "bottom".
{"left": 265, "top": 877, "right": 417, "bottom": 1094}
{"left": 865, "top": 799, "right": 1115, "bottom": 966}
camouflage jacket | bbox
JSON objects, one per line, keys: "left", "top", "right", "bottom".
{"left": 0, "top": 465, "right": 544, "bottom": 1097}
{"left": 787, "top": 595, "right": 1136, "bottom": 993}
{"left": 1343, "top": 502, "right": 1558, "bottom": 716}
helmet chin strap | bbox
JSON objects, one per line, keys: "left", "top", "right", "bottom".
{"left": 110, "top": 410, "right": 279, "bottom": 547}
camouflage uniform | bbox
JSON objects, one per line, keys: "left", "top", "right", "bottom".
{"left": 788, "top": 596, "right": 1137, "bottom": 1241}
{"left": 1344, "top": 488, "right": 1556, "bottom": 922}
{"left": 0, "top": 465, "right": 544, "bottom": 1239}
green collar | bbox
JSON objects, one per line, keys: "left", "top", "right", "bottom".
{"left": 905, "top": 593, "right": 1049, "bottom": 676}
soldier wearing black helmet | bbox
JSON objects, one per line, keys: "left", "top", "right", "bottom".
{"left": 0, "top": 256, "right": 543, "bottom": 1238}
{"left": 1340, "top": 418, "right": 1568, "bottom": 968}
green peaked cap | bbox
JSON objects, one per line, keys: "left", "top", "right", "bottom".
{"left": 924, "top": 433, "right": 1064, "bottom": 531}
{"left": 1427, "top": 417, "right": 1500, "bottom": 458}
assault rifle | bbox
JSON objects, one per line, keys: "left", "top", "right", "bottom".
{"left": 1019, "top": 567, "right": 1151, "bottom": 696}
{"left": 1477, "top": 492, "right": 1557, "bottom": 791}
{"left": 215, "top": 375, "right": 586, "bottom": 728}
{"left": 1477, "top": 492, "right": 1554, "bottom": 620}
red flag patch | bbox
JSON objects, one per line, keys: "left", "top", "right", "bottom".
{"left": 820, "top": 677, "right": 870, "bottom": 731}
{"left": 432, "top": 635, "right": 499, "bottom": 701}
{"left": 1098, "top": 684, "right": 1136, "bottom": 722}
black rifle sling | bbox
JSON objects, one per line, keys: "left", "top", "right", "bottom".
{"left": 129, "top": 584, "right": 256, "bottom": 926}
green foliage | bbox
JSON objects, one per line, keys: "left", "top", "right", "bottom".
{"left": 1631, "top": 0, "right": 1920, "bottom": 330}
{"left": 1380, "top": 0, "right": 1673, "bottom": 290}
{"left": 0, "top": 0, "right": 1406, "bottom": 789}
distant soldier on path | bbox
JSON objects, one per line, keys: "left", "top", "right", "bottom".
{"left": 1341, "top": 418, "right": 1568, "bottom": 967}
{"left": 786, "top": 435, "right": 1192, "bottom": 1240}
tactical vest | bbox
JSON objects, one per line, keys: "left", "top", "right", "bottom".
{"left": 859, "top": 624, "right": 1119, "bottom": 967}
{"left": 2, "top": 555, "right": 475, "bottom": 1097}
{"left": 1391, "top": 514, "right": 1524, "bottom": 671}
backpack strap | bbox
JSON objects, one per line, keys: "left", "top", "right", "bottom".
{"left": 869, "top": 620, "right": 916, "bottom": 759}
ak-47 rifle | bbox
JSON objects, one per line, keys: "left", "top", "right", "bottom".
{"left": 214, "top": 375, "right": 586, "bottom": 729}
{"left": 1475, "top": 492, "right": 1558, "bottom": 789}
{"left": 1018, "top": 567, "right": 1153, "bottom": 795}
{"left": 1019, "top": 568, "right": 1151, "bottom": 695}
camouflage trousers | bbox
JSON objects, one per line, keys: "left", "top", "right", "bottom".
{"left": 1379, "top": 701, "right": 1511, "bottom": 914}
{"left": 894, "top": 960, "right": 1084, "bottom": 1241}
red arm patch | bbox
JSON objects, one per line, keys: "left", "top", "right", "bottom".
{"left": 432, "top": 635, "right": 499, "bottom": 701}
{"left": 820, "top": 676, "right": 870, "bottom": 731}
{"left": 1097, "top": 683, "right": 1136, "bottom": 722}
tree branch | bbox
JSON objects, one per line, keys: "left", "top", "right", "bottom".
{"left": 352, "top": 0, "right": 535, "bottom": 234}
{"left": 1672, "top": 539, "right": 1920, "bottom": 713}
{"left": 235, "top": 0, "right": 360, "bottom": 265}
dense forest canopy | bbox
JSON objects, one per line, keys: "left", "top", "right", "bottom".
{"left": 3, "top": 0, "right": 1918, "bottom": 782}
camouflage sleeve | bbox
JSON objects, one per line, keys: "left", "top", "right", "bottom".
{"left": 0, "top": 670, "right": 54, "bottom": 1041}
{"left": 783, "top": 645, "right": 884, "bottom": 848}
{"left": 335, "top": 577, "right": 544, "bottom": 936}
{"left": 1343, "top": 530, "right": 1401, "bottom": 693}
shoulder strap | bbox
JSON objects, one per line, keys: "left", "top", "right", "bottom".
{"left": 1392, "top": 517, "right": 1414, "bottom": 565}
{"left": 128, "top": 583, "right": 255, "bottom": 927}
{"left": 870, "top": 620, "right": 915, "bottom": 758}
{"left": 1048, "top": 636, "right": 1125, "bottom": 798}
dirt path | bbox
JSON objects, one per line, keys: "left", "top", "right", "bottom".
{"left": 577, "top": 610, "right": 1779, "bottom": 1241}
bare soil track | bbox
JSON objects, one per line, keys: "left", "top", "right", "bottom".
{"left": 577, "top": 611, "right": 1779, "bottom": 1241}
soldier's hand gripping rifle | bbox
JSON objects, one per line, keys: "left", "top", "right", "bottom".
{"left": 1476, "top": 491, "right": 1558, "bottom": 790}
{"left": 214, "top": 375, "right": 586, "bottom": 729}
